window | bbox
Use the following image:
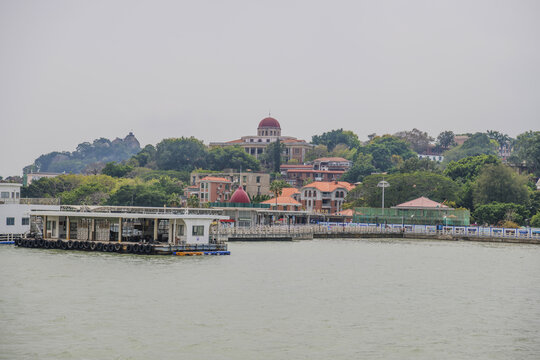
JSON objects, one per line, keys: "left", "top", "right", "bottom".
{"left": 192, "top": 226, "right": 204, "bottom": 236}
{"left": 176, "top": 224, "right": 185, "bottom": 236}
{"left": 256, "top": 176, "right": 261, "bottom": 183}
{"left": 6, "top": 217, "right": 15, "bottom": 226}
{"left": 242, "top": 176, "right": 247, "bottom": 183}
{"left": 22, "top": 217, "right": 30, "bottom": 226}
{"left": 1, "top": 192, "right": 9, "bottom": 199}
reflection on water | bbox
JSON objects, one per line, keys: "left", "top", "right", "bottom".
{"left": 1, "top": 239, "right": 540, "bottom": 359}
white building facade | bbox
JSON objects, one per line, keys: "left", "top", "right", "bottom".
{"left": 0, "top": 183, "right": 60, "bottom": 237}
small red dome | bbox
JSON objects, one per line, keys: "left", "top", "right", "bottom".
{"left": 230, "top": 187, "right": 251, "bottom": 204}
{"left": 258, "top": 117, "right": 281, "bottom": 128}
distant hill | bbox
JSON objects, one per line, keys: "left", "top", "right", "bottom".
{"left": 24, "top": 133, "right": 141, "bottom": 174}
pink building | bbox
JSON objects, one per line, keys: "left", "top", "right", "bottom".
{"left": 199, "top": 177, "right": 232, "bottom": 204}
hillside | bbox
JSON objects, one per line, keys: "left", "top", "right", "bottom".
{"left": 23, "top": 133, "right": 141, "bottom": 174}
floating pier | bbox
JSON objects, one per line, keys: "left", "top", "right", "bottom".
{"left": 18, "top": 206, "right": 230, "bottom": 256}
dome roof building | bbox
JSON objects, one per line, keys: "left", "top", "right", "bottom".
{"left": 229, "top": 187, "right": 251, "bottom": 204}
{"left": 257, "top": 117, "right": 281, "bottom": 137}
{"left": 209, "top": 114, "right": 312, "bottom": 164}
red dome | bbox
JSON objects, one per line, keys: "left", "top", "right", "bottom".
{"left": 230, "top": 187, "right": 251, "bottom": 204}
{"left": 258, "top": 117, "right": 281, "bottom": 128}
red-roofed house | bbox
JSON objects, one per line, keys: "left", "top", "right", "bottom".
{"left": 300, "top": 181, "right": 355, "bottom": 214}
{"left": 260, "top": 195, "right": 302, "bottom": 211}
{"left": 199, "top": 176, "right": 232, "bottom": 204}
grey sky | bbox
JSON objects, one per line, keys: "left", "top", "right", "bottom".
{"left": 1, "top": 0, "right": 539, "bottom": 177}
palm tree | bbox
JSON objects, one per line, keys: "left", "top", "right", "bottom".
{"left": 270, "top": 180, "right": 287, "bottom": 207}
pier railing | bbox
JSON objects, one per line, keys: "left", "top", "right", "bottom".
{"left": 217, "top": 223, "right": 540, "bottom": 241}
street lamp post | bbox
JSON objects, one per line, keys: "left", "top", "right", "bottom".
{"left": 377, "top": 179, "right": 390, "bottom": 215}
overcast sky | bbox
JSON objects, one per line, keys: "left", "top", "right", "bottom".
{"left": 1, "top": 0, "right": 539, "bottom": 177}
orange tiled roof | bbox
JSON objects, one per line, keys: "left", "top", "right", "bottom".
{"left": 201, "top": 176, "right": 231, "bottom": 183}
{"left": 226, "top": 139, "right": 244, "bottom": 144}
{"left": 281, "top": 139, "right": 308, "bottom": 144}
{"left": 302, "top": 181, "right": 355, "bottom": 192}
{"left": 281, "top": 188, "right": 300, "bottom": 197}
{"left": 261, "top": 196, "right": 302, "bottom": 206}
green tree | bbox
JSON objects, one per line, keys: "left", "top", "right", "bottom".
{"left": 166, "top": 193, "right": 182, "bottom": 207}
{"left": 436, "top": 131, "right": 456, "bottom": 151}
{"left": 443, "top": 133, "right": 498, "bottom": 163}
{"left": 25, "top": 134, "right": 141, "bottom": 174}
{"left": 129, "top": 144, "right": 157, "bottom": 168}
{"left": 486, "top": 130, "right": 512, "bottom": 147}
{"left": 261, "top": 140, "right": 285, "bottom": 172}
{"left": 155, "top": 137, "right": 208, "bottom": 171}
{"left": 348, "top": 171, "right": 459, "bottom": 208}
{"left": 341, "top": 153, "right": 376, "bottom": 183}
{"left": 394, "top": 128, "right": 434, "bottom": 153}
{"left": 473, "top": 202, "right": 529, "bottom": 226}
{"left": 397, "top": 157, "right": 439, "bottom": 174}
{"left": 530, "top": 212, "right": 540, "bottom": 227}
{"left": 208, "top": 146, "right": 260, "bottom": 171}
{"left": 330, "top": 143, "right": 357, "bottom": 160}
{"left": 311, "top": 129, "right": 360, "bottom": 151}
{"left": 107, "top": 184, "right": 168, "bottom": 207}
{"left": 270, "top": 180, "right": 289, "bottom": 206}
{"left": 187, "top": 195, "right": 200, "bottom": 208}
{"left": 304, "top": 144, "right": 330, "bottom": 162}
{"left": 473, "top": 164, "right": 529, "bottom": 206}
{"left": 360, "top": 135, "right": 416, "bottom": 172}
{"left": 102, "top": 162, "right": 134, "bottom": 177}
{"left": 509, "top": 131, "right": 540, "bottom": 176}
{"left": 444, "top": 155, "right": 500, "bottom": 183}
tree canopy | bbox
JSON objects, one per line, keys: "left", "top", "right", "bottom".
{"left": 311, "top": 129, "right": 361, "bottom": 151}
{"left": 443, "top": 133, "right": 498, "bottom": 163}
{"left": 436, "top": 131, "right": 456, "bottom": 151}
{"left": 473, "top": 163, "right": 529, "bottom": 206}
{"left": 443, "top": 154, "right": 500, "bottom": 183}
{"left": 359, "top": 136, "right": 416, "bottom": 172}
{"left": 24, "top": 134, "right": 141, "bottom": 174}
{"left": 208, "top": 146, "right": 260, "bottom": 171}
{"left": 155, "top": 137, "right": 208, "bottom": 171}
{"left": 348, "top": 171, "right": 459, "bottom": 208}
{"left": 394, "top": 128, "right": 434, "bottom": 153}
{"left": 509, "top": 131, "right": 540, "bottom": 176}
